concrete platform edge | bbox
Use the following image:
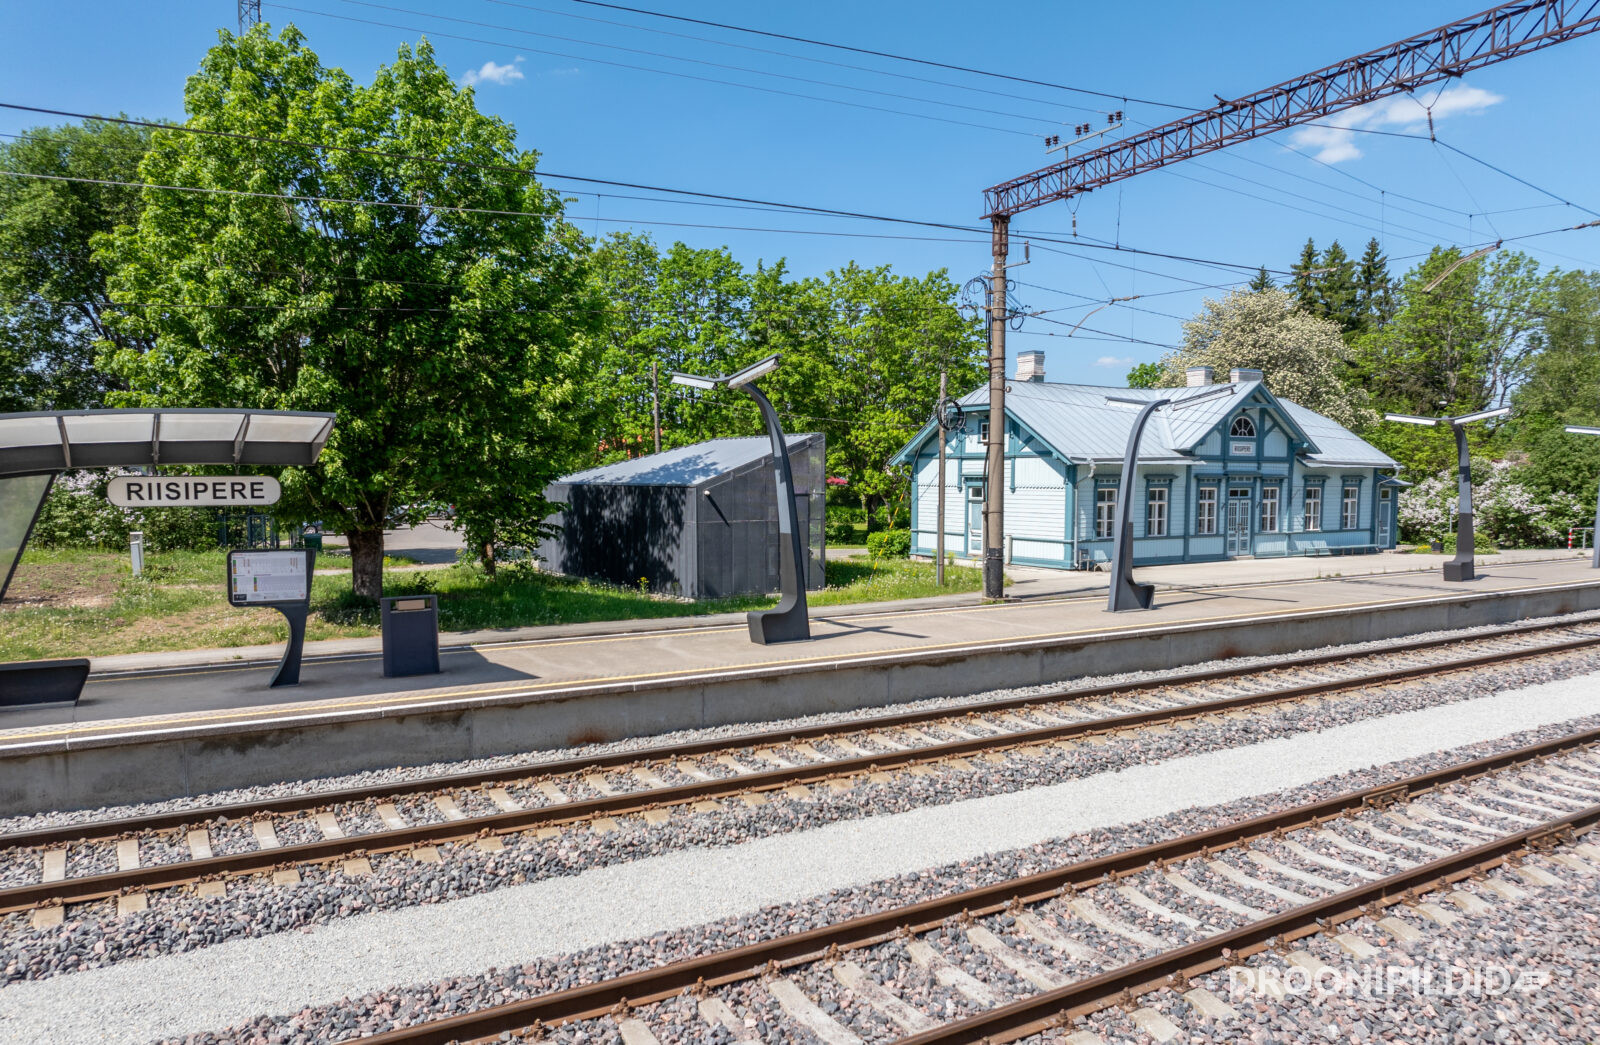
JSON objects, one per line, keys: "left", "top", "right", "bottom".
{"left": 4, "top": 577, "right": 1599, "bottom": 814}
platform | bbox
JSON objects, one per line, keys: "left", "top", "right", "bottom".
{"left": 3, "top": 554, "right": 1598, "bottom": 814}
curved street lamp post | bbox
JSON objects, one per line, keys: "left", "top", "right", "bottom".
{"left": 1385, "top": 408, "right": 1510, "bottom": 581}
{"left": 1103, "top": 384, "right": 1235, "bottom": 612}
{"left": 1564, "top": 424, "right": 1600, "bottom": 568}
{"left": 671, "top": 354, "right": 810, "bottom": 644}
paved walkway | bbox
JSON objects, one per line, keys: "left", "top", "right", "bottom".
{"left": 2, "top": 552, "right": 1593, "bottom": 746}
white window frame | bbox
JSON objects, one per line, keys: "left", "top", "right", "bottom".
{"left": 1095, "top": 487, "right": 1117, "bottom": 539}
{"left": 1146, "top": 485, "right": 1168, "bottom": 537}
{"left": 1260, "top": 486, "right": 1280, "bottom": 533}
{"left": 1229, "top": 415, "right": 1256, "bottom": 438}
{"left": 979, "top": 421, "right": 991, "bottom": 445}
{"left": 1303, "top": 485, "right": 1323, "bottom": 532}
{"left": 1342, "top": 485, "right": 1361, "bottom": 530}
{"left": 1195, "top": 486, "right": 1218, "bottom": 535}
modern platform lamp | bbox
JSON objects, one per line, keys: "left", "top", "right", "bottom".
{"left": 1102, "top": 383, "right": 1235, "bottom": 612}
{"left": 670, "top": 354, "right": 810, "bottom": 644}
{"left": 1384, "top": 408, "right": 1511, "bottom": 581}
{"left": 1563, "top": 425, "right": 1600, "bottom": 569}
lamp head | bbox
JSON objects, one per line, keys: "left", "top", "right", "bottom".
{"left": 669, "top": 372, "right": 718, "bottom": 391}
{"left": 1384, "top": 413, "right": 1439, "bottom": 426}
{"left": 1565, "top": 425, "right": 1600, "bottom": 437}
{"left": 1451, "top": 407, "right": 1511, "bottom": 426}
{"left": 725, "top": 353, "right": 781, "bottom": 389}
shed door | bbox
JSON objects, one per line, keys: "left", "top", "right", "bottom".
{"left": 1378, "top": 488, "right": 1393, "bottom": 546}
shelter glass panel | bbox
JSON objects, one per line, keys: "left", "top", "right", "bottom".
{"left": 0, "top": 472, "right": 53, "bottom": 601}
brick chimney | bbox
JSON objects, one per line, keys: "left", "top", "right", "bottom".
{"left": 1229, "top": 367, "right": 1265, "bottom": 384}
{"left": 1185, "top": 366, "right": 1214, "bottom": 387}
{"left": 1015, "top": 350, "right": 1046, "bottom": 383}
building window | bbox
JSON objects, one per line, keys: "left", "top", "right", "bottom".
{"left": 1229, "top": 416, "right": 1256, "bottom": 438}
{"left": 1146, "top": 486, "right": 1168, "bottom": 537}
{"left": 1342, "top": 486, "right": 1360, "bottom": 529}
{"left": 1303, "top": 486, "right": 1322, "bottom": 532}
{"left": 1260, "top": 486, "right": 1280, "bottom": 533}
{"left": 979, "top": 421, "right": 991, "bottom": 444}
{"left": 1196, "top": 486, "right": 1218, "bottom": 535}
{"left": 1095, "top": 487, "right": 1117, "bottom": 538}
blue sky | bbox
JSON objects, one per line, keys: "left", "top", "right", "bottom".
{"left": 4, "top": 0, "right": 1598, "bottom": 381}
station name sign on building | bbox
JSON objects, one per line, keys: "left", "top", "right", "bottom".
{"left": 107, "top": 475, "right": 281, "bottom": 508}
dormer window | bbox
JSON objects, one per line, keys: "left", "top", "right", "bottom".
{"left": 1229, "top": 416, "right": 1256, "bottom": 438}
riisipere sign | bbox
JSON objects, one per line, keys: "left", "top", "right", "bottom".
{"left": 108, "top": 475, "right": 281, "bottom": 508}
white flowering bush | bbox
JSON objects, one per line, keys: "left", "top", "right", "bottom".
{"left": 31, "top": 469, "right": 222, "bottom": 551}
{"left": 1397, "top": 459, "right": 1585, "bottom": 548}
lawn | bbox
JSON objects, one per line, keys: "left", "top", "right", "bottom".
{"left": 0, "top": 547, "right": 984, "bottom": 660}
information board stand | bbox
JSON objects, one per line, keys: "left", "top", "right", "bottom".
{"left": 226, "top": 548, "right": 316, "bottom": 687}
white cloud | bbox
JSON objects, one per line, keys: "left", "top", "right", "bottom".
{"left": 462, "top": 56, "right": 525, "bottom": 87}
{"left": 1093, "top": 355, "right": 1135, "bottom": 368}
{"left": 1287, "top": 84, "right": 1502, "bottom": 164}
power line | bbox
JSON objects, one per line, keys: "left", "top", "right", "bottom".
{"left": 539, "top": 0, "right": 1189, "bottom": 110}
{"left": 267, "top": 2, "right": 1042, "bottom": 138}
{"left": 473, "top": 0, "right": 1112, "bottom": 117}
{"left": 328, "top": 0, "right": 1069, "bottom": 129}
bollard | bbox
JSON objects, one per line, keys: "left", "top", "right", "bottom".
{"left": 128, "top": 531, "right": 144, "bottom": 577}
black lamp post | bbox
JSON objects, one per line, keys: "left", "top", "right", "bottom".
{"left": 1385, "top": 408, "right": 1510, "bottom": 581}
{"left": 1564, "top": 424, "right": 1600, "bottom": 569}
{"left": 671, "top": 354, "right": 810, "bottom": 644}
{"left": 1104, "top": 384, "right": 1235, "bottom": 612}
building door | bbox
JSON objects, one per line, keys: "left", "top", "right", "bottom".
{"left": 1378, "top": 489, "right": 1393, "bottom": 547}
{"left": 1226, "top": 488, "right": 1252, "bottom": 556}
{"left": 966, "top": 483, "right": 984, "bottom": 557}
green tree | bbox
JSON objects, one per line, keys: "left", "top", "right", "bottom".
{"left": 1158, "top": 287, "right": 1373, "bottom": 430}
{"left": 1511, "top": 269, "right": 1600, "bottom": 498}
{"left": 1355, "top": 237, "right": 1394, "bottom": 333}
{"left": 1290, "top": 238, "right": 1319, "bottom": 310}
{"left": 0, "top": 120, "right": 153, "bottom": 410}
{"left": 1246, "top": 266, "right": 1275, "bottom": 292}
{"left": 98, "top": 25, "right": 599, "bottom": 596}
{"left": 766, "top": 264, "right": 983, "bottom": 531}
{"left": 1125, "top": 361, "right": 1163, "bottom": 388}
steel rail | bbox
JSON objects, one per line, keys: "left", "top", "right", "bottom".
{"left": 5, "top": 626, "right": 1600, "bottom": 915}
{"left": 893, "top": 807, "right": 1600, "bottom": 1044}
{"left": 6, "top": 614, "right": 1596, "bottom": 853}
{"left": 344, "top": 726, "right": 1600, "bottom": 1044}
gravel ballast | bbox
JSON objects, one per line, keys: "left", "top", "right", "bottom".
{"left": 0, "top": 672, "right": 1597, "bottom": 1044}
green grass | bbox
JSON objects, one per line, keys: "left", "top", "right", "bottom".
{"left": 0, "top": 548, "right": 982, "bottom": 660}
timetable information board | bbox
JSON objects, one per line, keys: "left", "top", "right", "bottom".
{"left": 228, "top": 550, "right": 310, "bottom": 605}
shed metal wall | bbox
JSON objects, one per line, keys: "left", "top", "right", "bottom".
{"left": 542, "top": 434, "right": 825, "bottom": 600}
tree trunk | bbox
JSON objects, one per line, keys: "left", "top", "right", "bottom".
{"left": 347, "top": 526, "right": 385, "bottom": 602}
{"left": 481, "top": 540, "right": 496, "bottom": 577}
{"left": 860, "top": 493, "right": 870, "bottom": 535}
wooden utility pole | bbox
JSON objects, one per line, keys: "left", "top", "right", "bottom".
{"left": 983, "top": 217, "right": 1008, "bottom": 600}
{"left": 651, "top": 360, "right": 662, "bottom": 454}
{"left": 935, "top": 368, "right": 948, "bottom": 587}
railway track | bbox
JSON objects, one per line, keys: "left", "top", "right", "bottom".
{"left": 5, "top": 615, "right": 1600, "bottom": 926}
{"left": 349, "top": 726, "right": 1600, "bottom": 1045}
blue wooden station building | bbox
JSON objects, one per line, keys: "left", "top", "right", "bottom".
{"left": 890, "top": 354, "right": 1403, "bottom": 569}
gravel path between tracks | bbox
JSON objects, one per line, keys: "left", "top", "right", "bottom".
{"left": 6, "top": 611, "right": 1600, "bottom": 836}
{"left": 1, "top": 673, "right": 1597, "bottom": 1044}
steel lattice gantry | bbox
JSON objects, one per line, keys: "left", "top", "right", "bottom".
{"left": 970, "top": 0, "right": 1600, "bottom": 599}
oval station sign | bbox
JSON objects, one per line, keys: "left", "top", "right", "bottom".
{"left": 107, "top": 475, "right": 282, "bottom": 508}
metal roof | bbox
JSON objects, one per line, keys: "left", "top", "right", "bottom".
{"left": 892, "top": 379, "right": 1397, "bottom": 470}
{"left": 0, "top": 409, "right": 336, "bottom": 477}
{"left": 555, "top": 434, "right": 820, "bottom": 488}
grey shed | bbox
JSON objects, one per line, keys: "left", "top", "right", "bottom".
{"left": 540, "top": 434, "right": 826, "bottom": 599}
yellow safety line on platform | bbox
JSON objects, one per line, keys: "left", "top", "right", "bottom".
{"left": 10, "top": 575, "right": 1595, "bottom": 745}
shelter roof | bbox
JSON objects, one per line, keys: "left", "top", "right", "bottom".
{"left": 0, "top": 409, "right": 335, "bottom": 477}
{"left": 556, "top": 434, "right": 819, "bottom": 488}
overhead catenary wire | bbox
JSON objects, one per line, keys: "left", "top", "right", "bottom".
{"left": 266, "top": 2, "right": 1044, "bottom": 139}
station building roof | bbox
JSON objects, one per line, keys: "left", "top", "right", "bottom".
{"left": 0, "top": 409, "right": 335, "bottom": 477}
{"left": 892, "top": 379, "right": 1399, "bottom": 471}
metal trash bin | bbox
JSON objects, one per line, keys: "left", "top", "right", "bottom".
{"left": 380, "top": 594, "right": 440, "bottom": 677}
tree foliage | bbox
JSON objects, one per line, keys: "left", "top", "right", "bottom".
{"left": 1159, "top": 288, "right": 1374, "bottom": 430}
{"left": 0, "top": 120, "right": 153, "bottom": 410}
{"left": 97, "top": 25, "right": 599, "bottom": 596}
